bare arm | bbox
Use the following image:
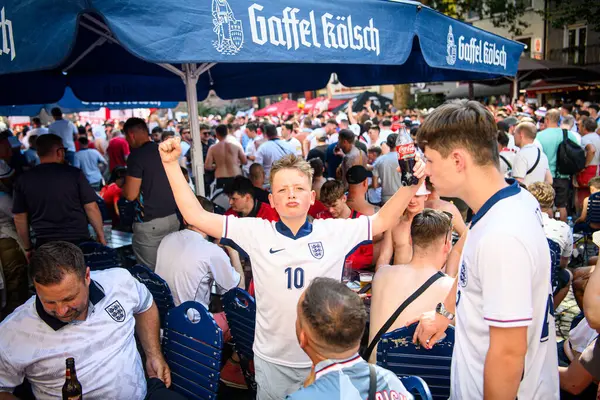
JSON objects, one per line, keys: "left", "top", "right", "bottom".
{"left": 204, "top": 147, "right": 215, "bottom": 171}
{"left": 13, "top": 213, "right": 31, "bottom": 250}
{"left": 225, "top": 246, "right": 246, "bottom": 290}
{"left": 159, "top": 138, "right": 224, "bottom": 239}
{"left": 375, "top": 229, "right": 393, "bottom": 271}
{"left": 134, "top": 302, "right": 171, "bottom": 387}
{"left": 584, "top": 257, "right": 600, "bottom": 330}
{"left": 484, "top": 326, "right": 527, "bottom": 399}
{"left": 83, "top": 202, "right": 106, "bottom": 245}
{"left": 372, "top": 173, "right": 380, "bottom": 189}
{"left": 122, "top": 176, "right": 141, "bottom": 201}
{"left": 238, "top": 146, "right": 247, "bottom": 166}
{"left": 585, "top": 144, "right": 596, "bottom": 167}
{"left": 444, "top": 230, "right": 467, "bottom": 277}
{"left": 577, "top": 197, "right": 589, "bottom": 224}
{"left": 544, "top": 169, "right": 553, "bottom": 185}
{"left": 559, "top": 357, "right": 594, "bottom": 395}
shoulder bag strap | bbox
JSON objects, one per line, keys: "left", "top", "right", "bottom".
{"left": 526, "top": 148, "right": 541, "bottom": 175}
{"left": 361, "top": 271, "right": 445, "bottom": 361}
{"left": 273, "top": 139, "right": 291, "bottom": 157}
{"left": 562, "top": 128, "right": 569, "bottom": 143}
{"left": 499, "top": 154, "right": 512, "bottom": 170}
{"left": 368, "top": 364, "right": 377, "bottom": 400}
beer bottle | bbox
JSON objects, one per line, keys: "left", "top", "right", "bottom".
{"left": 62, "top": 357, "right": 83, "bottom": 400}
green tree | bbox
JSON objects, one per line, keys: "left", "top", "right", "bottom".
{"left": 541, "top": 0, "right": 600, "bottom": 32}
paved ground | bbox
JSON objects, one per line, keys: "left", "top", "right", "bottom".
{"left": 556, "top": 286, "right": 581, "bottom": 341}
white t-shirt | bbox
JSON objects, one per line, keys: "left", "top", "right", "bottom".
{"left": 0, "top": 269, "right": 152, "bottom": 400}
{"left": 286, "top": 137, "right": 303, "bottom": 157}
{"left": 243, "top": 137, "right": 257, "bottom": 175}
{"left": 155, "top": 229, "right": 240, "bottom": 309}
{"left": 498, "top": 149, "right": 517, "bottom": 177}
{"left": 255, "top": 139, "right": 296, "bottom": 181}
{"left": 512, "top": 143, "right": 550, "bottom": 186}
{"left": 541, "top": 213, "right": 573, "bottom": 258}
{"left": 582, "top": 133, "right": 600, "bottom": 166}
{"left": 453, "top": 183, "right": 559, "bottom": 399}
{"left": 222, "top": 215, "right": 372, "bottom": 368}
{"left": 22, "top": 127, "right": 49, "bottom": 149}
{"left": 47, "top": 119, "right": 77, "bottom": 152}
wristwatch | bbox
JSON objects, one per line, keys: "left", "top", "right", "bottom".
{"left": 435, "top": 302, "right": 455, "bottom": 321}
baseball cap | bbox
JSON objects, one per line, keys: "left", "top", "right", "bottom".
{"left": 416, "top": 181, "right": 430, "bottom": 196}
{"left": 346, "top": 165, "right": 369, "bottom": 185}
{"left": 535, "top": 107, "right": 547, "bottom": 118}
{"left": 314, "top": 129, "right": 327, "bottom": 141}
{"left": 504, "top": 116, "right": 518, "bottom": 127}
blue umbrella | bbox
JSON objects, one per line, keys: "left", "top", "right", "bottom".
{"left": 0, "top": 0, "right": 524, "bottom": 194}
{"left": 0, "top": 88, "right": 179, "bottom": 117}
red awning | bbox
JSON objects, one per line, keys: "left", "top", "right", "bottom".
{"left": 524, "top": 80, "right": 598, "bottom": 95}
{"left": 302, "top": 97, "right": 346, "bottom": 113}
{"left": 254, "top": 99, "right": 299, "bottom": 117}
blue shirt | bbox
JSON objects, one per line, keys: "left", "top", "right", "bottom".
{"left": 325, "top": 142, "right": 343, "bottom": 178}
{"left": 74, "top": 148, "right": 107, "bottom": 184}
{"left": 287, "top": 355, "right": 413, "bottom": 400}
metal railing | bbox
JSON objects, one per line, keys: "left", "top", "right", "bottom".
{"left": 548, "top": 44, "right": 600, "bottom": 66}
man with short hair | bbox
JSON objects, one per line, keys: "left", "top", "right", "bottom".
{"left": 200, "top": 124, "right": 215, "bottom": 195}
{"left": 512, "top": 122, "right": 552, "bottom": 186}
{"left": 122, "top": 118, "right": 179, "bottom": 270}
{"left": 498, "top": 130, "right": 516, "bottom": 177}
{"left": 159, "top": 138, "right": 425, "bottom": 400}
{"left": 243, "top": 123, "right": 260, "bottom": 176}
{"left": 379, "top": 119, "right": 393, "bottom": 150}
{"left": 74, "top": 136, "right": 108, "bottom": 191}
{"left": 150, "top": 126, "right": 163, "bottom": 143}
{"left": 305, "top": 130, "right": 328, "bottom": 165}
{"left": 178, "top": 125, "right": 193, "bottom": 179}
{"left": 412, "top": 99, "right": 559, "bottom": 399}
{"left": 560, "top": 114, "right": 581, "bottom": 144}
{"left": 247, "top": 163, "right": 268, "bottom": 201}
{"left": 577, "top": 116, "right": 600, "bottom": 208}
{"left": 336, "top": 130, "right": 367, "bottom": 187}
{"left": 255, "top": 124, "right": 295, "bottom": 182}
{"left": 223, "top": 176, "right": 279, "bottom": 221}
{"left": 537, "top": 108, "right": 580, "bottom": 221}
{"left": 22, "top": 117, "right": 48, "bottom": 150}
{"left": 13, "top": 134, "right": 105, "bottom": 252}
{"left": 282, "top": 123, "right": 302, "bottom": 157}
{"left": 345, "top": 166, "right": 376, "bottom": 216}
{"left": 369, "top": 209, "right": 457, "bottom": 363}
{"left": 287, "top": 277, "right": 413, "bottom": 400}
{"left": 47, "top": 107, "right": 77, "bottom": 165}
{"left": 373, "top": 134, "right": 403, "bottom": 204}
{"left": 0, "top": 241, "right": 172, "bottom": 399}
{"left": 366, "top": 125, "right": 386, "bottom": 149}
{"left": 589, "top": 104, "right": 600, "bottom": 124}
{"left": 205, "top": 124, "right": 247, "bottom": 191}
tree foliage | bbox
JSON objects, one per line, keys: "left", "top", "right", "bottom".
{"left": 542, "top": 0, "right": 600, "bottom": 33}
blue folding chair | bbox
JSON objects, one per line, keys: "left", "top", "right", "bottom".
{"left": 162, "top": 301, "right": 223, "bottom": 400}
{"left": 377, "top": 324, "right": 454, "bottom": 400}
{"left": 400, "top": 376, "right": 433, "bottom": 400}
{"left": 222, "top": 288, "right": 257, "bottom": 392}
{"left": 129, "top": 264, "right": 175, "bottom": 328}
{"left": 548, "top": 238, "right": 562, "bottom": 295}
{"left": 79, "top": 241, "right": 121, "bottom": 270}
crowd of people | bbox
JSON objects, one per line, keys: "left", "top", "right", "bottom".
{"left": 0, "top": 95, "right": 600, "bottom": 399}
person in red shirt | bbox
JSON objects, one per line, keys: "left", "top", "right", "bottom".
{"left": 319, "top": 179, "right": 373, "bottom": 270}
{"left": 223, "top": 176, "right": 279, "bottom": 221}
{"left": 100, "top": 166, "right": 127, "bottom": 228}
{"left": 106, "top": 130, "right": 130, "bottom": 172}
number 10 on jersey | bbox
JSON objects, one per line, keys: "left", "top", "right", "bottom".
{"left": 285, "top": 267, "right": 305, "bottom": 289}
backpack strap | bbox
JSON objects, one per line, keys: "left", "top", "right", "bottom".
{"left": 526, "top": 148, "right": 541, "bottom": 175}
{"left": 368, "top": 364, "right": 377, "bottom": 400}
{"left": 499, "top": 154, "right": 512, "bottom": 170}
{"left": 361, "top": 271, "right": 445, "bottom": 361}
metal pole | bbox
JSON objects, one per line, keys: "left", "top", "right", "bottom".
{"left": 183, "top": 63, "right": 205, "bottom": 196}
{"left": 512, "top": 77, "right": 519, "bottom": 104}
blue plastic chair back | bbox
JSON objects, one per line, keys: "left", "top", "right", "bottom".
{"left": 547, "top": 238, "right": 561, "bottom": 293}
{"left": 129, "top": 264, "right": 175, "bottom": 327}
{"left": 79, "top": 241, "right": 121, "bottom": 270}
{"left": 163, "top": 301, "right": 223, "bottom": 400}
{"left": 377, "top": 324, "right": 454, "bottom": 400}
{"left": 400, "top": 376, "right": 433, "bottom": 400}
{"left": 96, "top": 196, "right": 111, "bottom": 222}
{"left": 222, "top": 288, "right": 257, "bottom": 391}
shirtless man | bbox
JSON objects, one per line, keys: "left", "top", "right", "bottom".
{"left": 368, "top": 209, "right": 461, "bottom": 363}
{"left": 376, "top": 182, "right": 430, "bottom": 269}
{"left": 424, "top": 179, "right": 466, "bottom": 237}
{"left": 205, "top": 124, "right": 247, "bottom": 190}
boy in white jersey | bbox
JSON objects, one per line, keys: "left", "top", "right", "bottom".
{"left": 158, "top": 137, "right": 425, "bottom": 400}
{"left": 410, "top": 100, "right": 559, "bottom": 399}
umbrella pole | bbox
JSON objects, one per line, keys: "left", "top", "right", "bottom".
{"left": 512, "top": 77, "right": 519, "bottom": 104}
{"left": 183, "top": 63, "right": 205, "bottom": 197}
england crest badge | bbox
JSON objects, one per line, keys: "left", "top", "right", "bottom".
{"left": 105, "top": 300, "right": 126, "bottom": 323}
{"left": 308, "top": 242, "right": 324, "bottom": 259}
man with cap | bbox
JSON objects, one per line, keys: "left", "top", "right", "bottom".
{"left": 345, "top": 165, "right": 376, "bottom": 216}
{"left": 376, "top": 181, "right": 430, "bottom": 269}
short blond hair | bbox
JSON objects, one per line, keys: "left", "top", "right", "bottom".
{"left": 269, "top": 154, "right": 314, "bottom": 188}
{"left": 527, "top": 182, "right": 555, "bottom": 209}
{"left": 590, "top": 176, "right": 600, "bottom": 190}
{"left": 546, "top": 109, "right": 560, "bottom": 125}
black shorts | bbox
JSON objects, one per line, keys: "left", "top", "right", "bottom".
{"left": 553, "top": 178, "right": 570, "bottom": 208}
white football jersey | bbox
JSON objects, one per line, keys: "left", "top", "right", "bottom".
{"left": 452, "top": 182, "right": 559, "bottom": 399}
{"left": 222, "top": 215, "right": 372, "bottom": 368}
